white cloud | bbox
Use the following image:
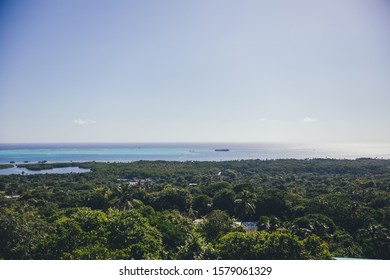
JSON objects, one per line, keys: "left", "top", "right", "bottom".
{"left": 73, "top": 118, "right": 96, "bottom": 125}
{"left": 259, "top": 118, "right": 266, "bottom": 122}
{"left": 302, "top": 117, "right": 317, "bottom": 122}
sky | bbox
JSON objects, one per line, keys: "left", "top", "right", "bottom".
{"left": 0, "top": 0, "right": 389, "bottom": 143}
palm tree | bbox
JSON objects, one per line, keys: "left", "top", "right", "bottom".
{"left": 114, "top": 184, "right": 137, "bottom": 211}
{"left": 234, "top": 189, "right": 256, "bottom": 220}
{"left": 258, "top": 215, "right": 280, "bottom": 232}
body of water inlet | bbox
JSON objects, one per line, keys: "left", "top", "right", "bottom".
{"left": 0, "top": 166, "right": 91, "bottom": 175}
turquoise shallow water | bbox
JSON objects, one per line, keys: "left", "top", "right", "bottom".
{"left": 0, "top": 142, "right": 389, "bottom": 164}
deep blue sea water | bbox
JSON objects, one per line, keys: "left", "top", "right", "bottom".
{"left": 1, "top": 142, "right": 389, "bottom": 164}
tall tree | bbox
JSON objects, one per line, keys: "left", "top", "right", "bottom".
{"left": 234, "top": 190, "right": 256, "bottom": 220}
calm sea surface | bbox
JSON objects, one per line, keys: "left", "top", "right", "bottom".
{"left": 1, "top": 143, "right": 389, "bottom": 164}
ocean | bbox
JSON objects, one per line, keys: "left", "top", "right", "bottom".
{"left": 1, "top": 142, "right": 389, "bottom": 164}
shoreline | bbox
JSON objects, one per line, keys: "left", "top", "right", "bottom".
{"left": 1, "top": 157, "right": 389, "bottom": 176}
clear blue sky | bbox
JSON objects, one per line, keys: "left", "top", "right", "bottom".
{"left": 1, "top": 0, "right": 389, "bottom": 143}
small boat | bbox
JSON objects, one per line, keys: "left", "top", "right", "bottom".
{"left": 214, "top": 149, "right": 229, "bottom": 152}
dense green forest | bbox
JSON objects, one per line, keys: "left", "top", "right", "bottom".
{"left": 0, "top": 159, "right": 389, "bottom": 260}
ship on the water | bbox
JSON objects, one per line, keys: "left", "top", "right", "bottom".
{"left": 214, "top": 149, "right": 229, "bottom": 152}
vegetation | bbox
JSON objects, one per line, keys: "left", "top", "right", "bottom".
{"left": 0, "top": 158, "right": 389, "bottom": 259}
{"left": 16, "top": 162, "right": 83, "bottom": 170}
{"left": 0, "top": 164, "right": 13, "bottom": 169}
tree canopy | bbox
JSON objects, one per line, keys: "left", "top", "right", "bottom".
{"left": 1, "top": 158, "right": 389, "bottom": 259}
